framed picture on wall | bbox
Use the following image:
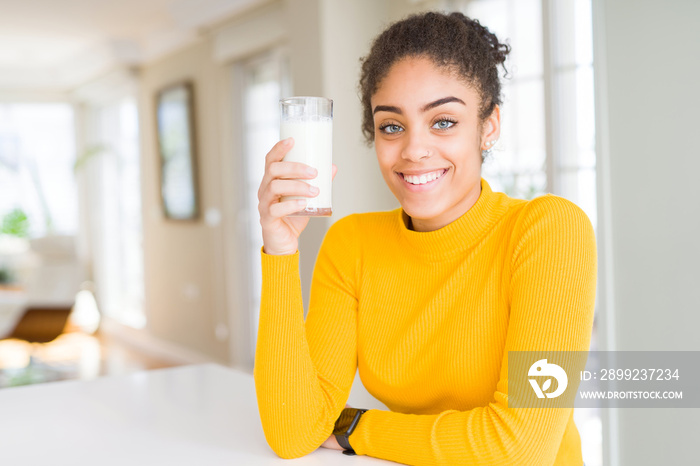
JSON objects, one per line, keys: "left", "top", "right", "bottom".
{"left": 155, "top": 81, "right": 200, "bottom": 221}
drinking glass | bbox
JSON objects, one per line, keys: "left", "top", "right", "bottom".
{"left": 279, "top": 96, "right": 333, "bottom": 216}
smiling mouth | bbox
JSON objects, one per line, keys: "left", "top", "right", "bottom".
{"left": 398, "top": 169, "right": 448, "bottom": 186}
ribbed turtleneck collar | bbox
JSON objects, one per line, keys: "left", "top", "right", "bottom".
{"left": 396, "top": 178, "right": 509, "bottom": 260}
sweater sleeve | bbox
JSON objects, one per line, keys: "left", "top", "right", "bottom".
{"left": 253, "top": 215, "right": 360, "bottom": 459}
{"left": 349, "top": 196, "right": 597, "bottom": 465}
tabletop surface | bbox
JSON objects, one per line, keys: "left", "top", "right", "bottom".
{"left": 0, "top": 363, "right": 393, "bottom": 465}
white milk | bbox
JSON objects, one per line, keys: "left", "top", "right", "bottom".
{"left": 280, "top": 118, "right": 333, "bottom": 215}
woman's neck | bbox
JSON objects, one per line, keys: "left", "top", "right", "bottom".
{"left": 408, "top": 185, "right": 482, "bottom": 232}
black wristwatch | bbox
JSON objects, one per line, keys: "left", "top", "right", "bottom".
{"left": 332, "top": 407, "right": 368, "bottom": 456}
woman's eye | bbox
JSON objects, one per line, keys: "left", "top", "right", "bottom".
{"left": 380, "top": 124, "right": 403, "bottom": 134}
{"left": 432, "top": 119, "right": 455, "bottom": 130}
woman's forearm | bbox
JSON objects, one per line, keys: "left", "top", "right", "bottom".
{"left": 254, "top": 216, "right": 362, "bottom": 459}
{"left": 254, "top": 249, "right": 329, "bottom": 458}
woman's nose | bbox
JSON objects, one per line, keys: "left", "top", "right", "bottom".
{"left": 401, "top": 130, "right": 432, "bottom": 162}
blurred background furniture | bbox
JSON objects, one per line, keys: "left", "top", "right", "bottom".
{"left": 0, "top": 234, "right": 99, "bottom": 387}
{"left": 1, "top": 234, "right": 87, "bottom": 340}
{"left": 0, "top": 288, "right": 27, "bottom": 340}
{"left": 3, "top": 234, "right": 89, "bottom": 332}
{"left": 7, "top": 306, "right": 73, "bottom": 343}
{"left": 24, "top": 235, "right": 84, "bottom": 312}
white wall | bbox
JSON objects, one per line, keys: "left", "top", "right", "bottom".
{"left": 594, "top": 0, "right": 700, "bottom": 464}
{"left": 319, "top": 0, "right": 398, "bottom": 220}
{"left": 138, "top": 38, "right": 230, "bottom": 364}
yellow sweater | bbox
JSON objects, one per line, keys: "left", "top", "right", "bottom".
{"left": 254, "top": 178, "right": 597, "bottom": 465}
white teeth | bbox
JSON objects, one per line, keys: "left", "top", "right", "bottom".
{"left": 402, "top": 169, "right": 445, "bottom": 185}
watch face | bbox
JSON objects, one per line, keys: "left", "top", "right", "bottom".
{"left": 332, "top": 408, "right": 362, "bottom": 435}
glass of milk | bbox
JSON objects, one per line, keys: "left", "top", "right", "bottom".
{"left": 279, "top": 96, "right": 333, "bottom": 216}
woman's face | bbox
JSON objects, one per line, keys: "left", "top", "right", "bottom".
{"left": 371, "top": 56, "right": 500, "bottom": 232}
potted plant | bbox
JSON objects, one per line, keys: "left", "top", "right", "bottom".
{"left": 0, "top": 208, "right": 31, "bottom": 288}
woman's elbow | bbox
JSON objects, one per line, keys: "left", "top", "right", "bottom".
{"left": 261, "top": 427, "right": 323, "bottom": 459}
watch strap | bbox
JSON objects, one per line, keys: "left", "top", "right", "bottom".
{"left": 333, "top": 408, "right": 368, "bottom": 455}
{"left": 335, "top": 432, "right": 353, "bottom": 451}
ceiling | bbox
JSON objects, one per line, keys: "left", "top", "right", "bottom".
{"left": 0, "top": 0, "right": 262, "bottom": 92}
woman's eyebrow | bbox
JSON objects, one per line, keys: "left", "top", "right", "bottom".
{"left": 373, "top": 96, "right": 466, "bottom": 115}
{"left": 421, "top": 96, "right": 465, "bottom": 112}
{"left": 373, "top": 105, "right": 402, "bottom": 115}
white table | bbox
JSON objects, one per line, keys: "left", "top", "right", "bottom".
{"left": 0, "top": 363, "right": 393, "bottom": 465}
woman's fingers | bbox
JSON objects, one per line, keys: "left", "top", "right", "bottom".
{"left": 258, "top": 140, "right": 335, "bottom": 224}
{"left": 258, "top": 138, "right": 318, "bottom": 200}
{"left": 259, "top": 161, "right": 317, "bottom": 202}
{"left": 268, "top": 161, "right": 317, "bottom": 180}
{"left": 264, "top": 137, "right": 293, "bottom": 166}
{"left": 258, "top": 161, "right": 316, "bottom": 201}
{"left": 260, "top": 179, "right": 318, "bottom": 207}
{"left": 268, "top": 198, "right": 308, "bottom": 219}
{"left": 262, "top": 139, "right": 316, "bottom": 182}
{"left": 259, "top": 138, "right": 295, "bottom": 200}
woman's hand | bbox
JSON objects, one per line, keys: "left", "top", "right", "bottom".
{"left": 321, "top": 434, "right": 344, "bottom": 451}
{"left": 320, "top": 404, "right": 353, "bottom": 451}
{"left": 258, "top": 137, "right": 337, "bottom": 256}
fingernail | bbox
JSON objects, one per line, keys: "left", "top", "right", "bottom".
{"left": 283, "top": 137, "right": 292, "bottom": 146}
{"left": 306, "top": 167, "right": 317, "bottom": 176}
{"left": 310, "top": 186, "right": 319, "bottom": 194}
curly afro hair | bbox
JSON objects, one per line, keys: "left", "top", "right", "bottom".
{"left": 359, "top": 11, "right": 511, "bottom": 145}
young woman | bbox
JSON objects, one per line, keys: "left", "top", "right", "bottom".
{"left": 255, "top": 11, "right": 596, "bottom": 466}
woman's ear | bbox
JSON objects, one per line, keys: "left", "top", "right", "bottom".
{"left": 480, "top": 105, "right": 501, "bottom": 151}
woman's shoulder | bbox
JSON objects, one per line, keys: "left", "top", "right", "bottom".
{"left": 516, "top": 193, "right": 592, "bottom": 226}
{"left": 507, "top": 193, "right": 596, "bottom": 248}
